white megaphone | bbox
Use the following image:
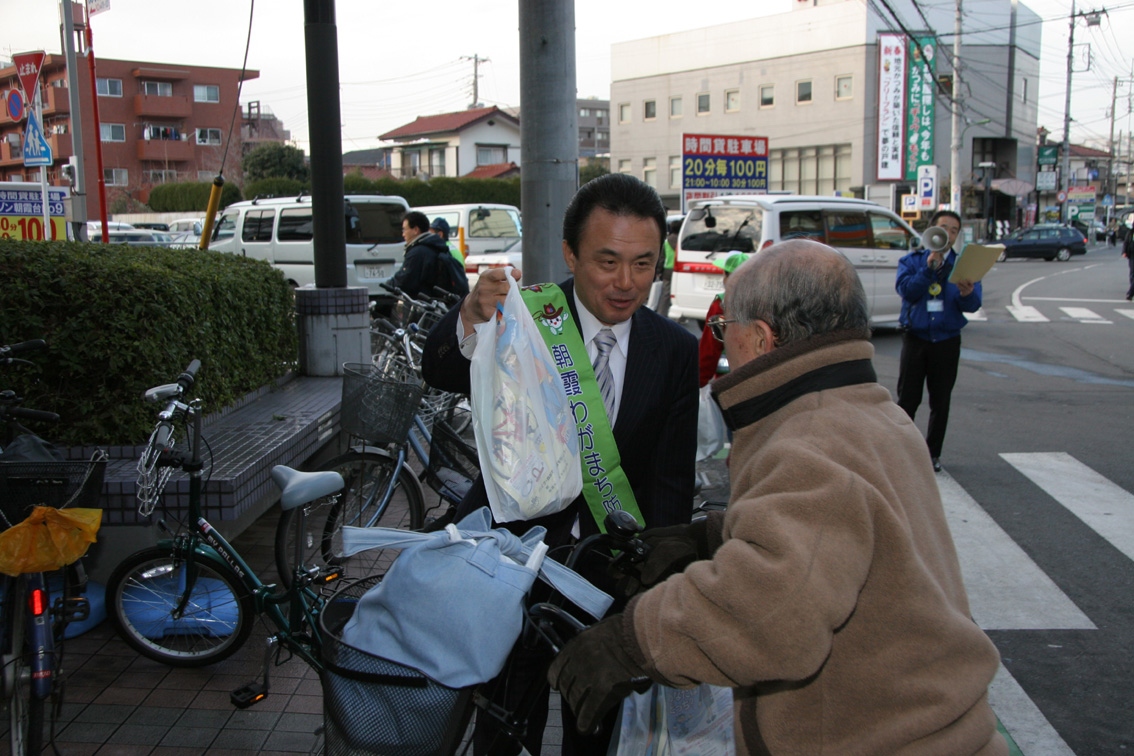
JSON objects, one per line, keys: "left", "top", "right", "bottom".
{"left": 921, "top": 226, "right": 952, "bottom": 253}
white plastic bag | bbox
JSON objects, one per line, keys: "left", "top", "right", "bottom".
{"left": 469, "top": 272, "right": 583, "bottom": 522}
{"left": 613, "top": 683, "right": 735, "bottom": 756}
{"left": 696, "top": 384, "right": 727, "bottom": 462}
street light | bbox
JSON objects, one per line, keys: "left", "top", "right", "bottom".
{"left": 979, "top": 161, "right": 996, "bottom": 240}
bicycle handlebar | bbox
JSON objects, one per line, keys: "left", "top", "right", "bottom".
{"left": 5, "top": 406, "right": 60, "bottom": 424}
{"left": 178, "top": 360, "right": 201, "bottom": 393}
{"left": 0, "top": 339, "right": 47, "bottom": 358}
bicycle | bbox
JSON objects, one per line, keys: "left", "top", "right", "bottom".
{"left": 1, "top": 339, "right": 106, "bottom": 756}
{"left": 103, "top": 360, "right": 358, "bottom": 703}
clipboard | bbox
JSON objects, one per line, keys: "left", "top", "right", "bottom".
{"left": 948, "top": 244, "right": 1003, "bottom": 283}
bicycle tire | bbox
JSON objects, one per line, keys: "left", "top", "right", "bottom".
{"left": 295, "top": 450, "right": 424, "bottom": 581}
{"left": 106, "top": 546, "right": 254, "bottom": 667}
{"left": 5, "top": 578, "right": 44, "bottom": 756}
{"left": 273, "top": 491, "right": 340, "bottom": 588}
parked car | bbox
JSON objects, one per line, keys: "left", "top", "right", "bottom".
{"left": 89, "top": 230, "right": 160, "bottom": 245}
{"left": 671, "top": 195, "right": 919, "bottom": 326}
{"left": 997, "top": 224, "right": 1087, "bottom": 261}
{"left": 1070, "top": 219, "right": 1105, "bottom": 242}
{"left": 169, "top": 218, "right": 207, "bottom": 236}
{"left": 131, "top": 222, "right": 170, "bottom": 232}
{"left": 413, "top": 203, "right": 522, "bottom": 288}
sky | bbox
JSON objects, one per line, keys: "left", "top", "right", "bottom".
{"left": 3, "top": 0, "right": 1132, "bottom": 156}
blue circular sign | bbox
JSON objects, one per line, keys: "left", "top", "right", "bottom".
{"left": 6, "top": 89, "right": 25, "bottom": 122}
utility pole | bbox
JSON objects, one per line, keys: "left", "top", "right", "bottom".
{"left": 1059, "top": 1, "right": 1076, "bottom": 224}
{"left": 59, "top": 0, "right": 87, "bottom": 240}
{"left": 461, "top": 54, "right": 489, "bottom": 109}
{"left": 949, "top": 0, "right": 964, "bottom": 213}
{"left": 1107, "top": 75, "right": 1118, "bottom": 225}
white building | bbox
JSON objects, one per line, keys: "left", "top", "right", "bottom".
{"left": 611, "top": 0, "right": 1041, "bottom": 223}
{"left": 378, "top": 106, "right": 521, "bottom": 179}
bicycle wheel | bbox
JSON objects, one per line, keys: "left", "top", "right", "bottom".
{"left": 274, "top": 491, "right": 339, "bottom": 587}
{"left": 106, "top": 547, "right": 254, "bottom": 667}
{"left": 318, "top": 451, "right": 424, "bottom": 579}
{"left": 4, "top": 579, "right": 44, "bottom": 756}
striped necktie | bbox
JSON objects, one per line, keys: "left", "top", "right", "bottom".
{"left": 592, "top": 327, "right": 617, "bottom": 421}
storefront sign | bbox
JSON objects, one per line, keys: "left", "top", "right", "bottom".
{"left": 681, "top": 133, "right": 768, "bottom": 212}
{"left": 0, "top": 182, "right": 68, "bottom": 240}
{"left": 905, "top": 37, "right": 935, "bottom": 181}
{"left": 877, "top": 32, "right": 906, "bottom": 181}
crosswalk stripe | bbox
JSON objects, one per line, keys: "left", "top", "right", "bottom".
{"left": 965, "top": 308, "right": 988, "bottom": 321}
{"left": 989, "top": 664, "right": 1079, "bottom": 756}
{"left": 937, "top": 472, "right": 1094, "bottom": 630}
{"left": 1057, "top": 307, "right": 1111, "bottom": 324}
{"left": 1007, "top": 305, "right": 1049, "bottom": 322}
{"left": 1001, "top": 452, "right": 1134, "bottom": 563}
{"left": 1116, "top": 308, "right": 1134, "bottom": 320}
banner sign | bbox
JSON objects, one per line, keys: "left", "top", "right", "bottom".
{"left": 877, "top": 32, "right": 906, "bottom": 181}
{"left": 0, "top": 182, "right": 68, "bottom": 240}
{"left": 681, "top": 132, "right": 768, "bottom": 212}
{"left": 1037, "top": 146, "right": 1058, "bottom": 166}
{"left": 905, "top": 37, "right": 935, "bottom": 181}
{"left": 1036, "top": 171, "right": 1057, "bottom": 191}
{"left": 1066, "top": 185, "right": 1096, "bottom": 202}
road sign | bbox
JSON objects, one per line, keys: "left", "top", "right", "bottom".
{"left": 12, "top": 51, "right": 46, "bottom": 101}
{"left": 1036, "top": 171, "right": 1057, "bottom": 191}
{"left": 1038, "top": 145, "right": 1058, "bottom": 166}
{"left": 1067, "top": 204, "right": 1079, "bottom": 218}
{"left": 5, "top": 90, "right": 25, "bottom": 122}
{"left": 0, "top": 181, "right": 68, "bottom": 240}
{"left": 22, "top": 112, "right": 53, "bottom": 167}
{"left": 1101, "top": 194, "right": 1113, "bottom": 207}
{"left": 1056, "top": 190, "right": 1068, "bottom": 203}
{"left": 917, "top": 165, "right": 937, "bottom": 210}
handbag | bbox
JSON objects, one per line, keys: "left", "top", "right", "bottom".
{"left": 696, "top": 384, "right": 727, "bottom": 462}
{"left": 338, "top": 507, "right": 612, "bottom": 688}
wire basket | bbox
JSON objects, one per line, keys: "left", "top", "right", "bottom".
{"left": 0, "top": 459, "right": 107, "bottom": 531}
{"left": 422, "top": 410, "right": 478, "bottom": 503}
{"left": 341, "top": 362, "right": 426, "bottom": 445}
{"left": 320, "top": 575, "right": 474, "bottom": 756}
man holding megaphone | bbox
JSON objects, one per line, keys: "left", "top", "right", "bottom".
{"left": 895, "top": 209, "right": 981, "bottom": 473}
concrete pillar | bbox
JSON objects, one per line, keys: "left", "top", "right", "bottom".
{"left": 296, "top": 287, "right": 371, "bottom": 376}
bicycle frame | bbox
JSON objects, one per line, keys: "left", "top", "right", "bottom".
{"left": 338, "top": 412, "right": 436, "bottom": 531}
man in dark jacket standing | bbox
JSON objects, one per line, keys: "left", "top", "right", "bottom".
{"left": 390, "top": 210, "right": 461, "bottom": 298}
{"left": 895, "top": 209, "right": 981, "bottom": 472}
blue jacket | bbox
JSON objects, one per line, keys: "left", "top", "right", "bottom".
{"left": 895, "top": 248, "right": 982, "bottom": 342}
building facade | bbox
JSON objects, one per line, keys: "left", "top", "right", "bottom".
{"left": 577, "top": 97, "right": 609, "bottom": 160}
{"left": 610, "top": 0, "right": 1040, "bottom": 221}
{"left": 378, "top": 106, "right": 521, "bottom": 179}
{"left": 0, "top": 54, "right": 258, "bottom": 218}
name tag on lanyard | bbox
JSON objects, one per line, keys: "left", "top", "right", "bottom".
{"left": 927, "top": 300, "right": 944, "bottom": 312}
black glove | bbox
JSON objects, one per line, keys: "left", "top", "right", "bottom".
{"left": 609, "top": 517, "right": 713, "bottom": 598}
{"left": 547, "top": 613, "right": 649, "bottom": 734}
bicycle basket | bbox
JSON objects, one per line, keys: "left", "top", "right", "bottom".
{"left": 0, "top": 459, "right": 107, "bottom": 531}
{"left": 422, "top": 411, "right": 478, "bottom": 503}
{"left": 340, "top": 362, "right": 426, "bottom": 445}
{"left": 320, "top": 575, "right": 474, "bottom": 756}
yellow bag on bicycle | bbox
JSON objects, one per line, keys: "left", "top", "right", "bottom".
{"left": 0, "top": 507, "right": 102, "bottom": 576}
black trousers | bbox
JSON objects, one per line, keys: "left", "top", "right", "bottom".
{"left": 1126, "top": 253, "right": 1134, "bottom": 299}
{"left": 896, "top": 332, "right": 961, "bottom": 459}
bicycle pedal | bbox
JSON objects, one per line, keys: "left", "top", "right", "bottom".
{"left": 54, "top": 596, "right": 90, "bottom": 623}
{"left": 231, "top": 681, "right": 268, "bottom": 709}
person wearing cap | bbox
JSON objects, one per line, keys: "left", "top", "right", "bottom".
{"left": 390, "top": 210, "right": 460, "bottom": 298}
{"left": 699, "top": 251, "right": 749, "bottom": 387}
{"left": 430, "top": 216, "right": 464, "bottom": 264}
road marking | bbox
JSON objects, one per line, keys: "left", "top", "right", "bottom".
{"left": 937, "top": 472, "right": 1094, "bottom": 630}
{"left": 1116, "top": 309, "right": 1134, "bottom": 320}
{"left": 965, "top": 308, "right": 988, "bottom": 321}
{"left": 1057, "top": 307, "right": 1111, "bottom": 323}
{"left": 1007, "top": 305, "right": 1049, "bottom": 322}
{"left": 1001, "top": 453, "right": 1134, "bottom": 563}
{"left": 989, "top": 664, "right": 1079, "bottom": 756}
{"left": 1025, "top": 297, "right": 1130, "bottom": 303}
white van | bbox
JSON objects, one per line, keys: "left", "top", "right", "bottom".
{"left": 209, "top": 194, "right": 410, "bottom": 297}
{"left": 414, "top": 203, "right": 522, "bottom": 287}
{"left": 670, "top": 195, "right": 919, "bottom": 326}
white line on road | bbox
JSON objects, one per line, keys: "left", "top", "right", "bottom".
{"left": 936, "top": 472, "right": 1094, "bottom": 631}
{"left": 1007, "top": 305, "right": 1050, "bottom": 322}
{"left": 1001, "top": 453, "right": 1134, "bottom": 563}
{"left": 1025, "top": 297, "right": 1132, "bottom": 303}
{"left": 965, "top": 308, "right": 988, "bottom": 321}
{"left": 989, "top": 664, "right": 1079, "bottom": 756}
{"left": 1116, "top": 309, "right": 1134, "bottom": 320}
{"left": 1057, "top": 307, "right": 1112, "bottom": 323}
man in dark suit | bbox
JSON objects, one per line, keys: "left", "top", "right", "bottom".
{"left": 422, "top": 173, "right": 698, "bottom": 754}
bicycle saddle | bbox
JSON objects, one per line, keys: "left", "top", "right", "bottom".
{"left": 271, "top": 466, "right": 345, "bottom": 510}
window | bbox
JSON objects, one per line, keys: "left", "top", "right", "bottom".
{"left": 725, "top": 89, "right": 740, "bottom": 112}
{"left": 618, "top": 103, "right": 631, "bottom": 123}
{"left": 353, "top": 202, "right": 406, "bottom": 244}
{"left": 836, "top": 75, "right": 853, "bottom": 100}
{"left": 825, "top": 212, "right": 870, "bottom": 247}
{"left": 1020, "top": 77, "right": 1028, "bottom": 104}
{"left": 618, "top": 159, "right": 631, "bottom": 174}
{"left": 579, "top": 108, "right": 590, "bottom": 118}
{"left": 768, "top": 144, "right": 852, "bottom": 195}
{"left": 697, "top": 93, "right": 710, "bottom": 115}
{"left": 242, "top": 209, "right": 276, "bottom": 242}
{"left": 100, "top": 123, "right": 125, "bottom": 142}
{"left": 196, "top": 128, "right": 222, "bottom": 146}
{"left": 144, "top": 169, "right": 178, "bottom": 184}
{"left": 796, "top": 80, "right": 812, "bottom": 104}
{"left": 476, "top": 145, "right": 507, "bottom": 165}
{"left": 669, "top": 96, "right": 683, "bottom": 118}
{"left": 194, "top": 84, "right": 220, "bottom": 103}
{"left": 760, "top": 85, "right": 774, "bottom": 108}
{"left": 103, "top": 168, "right": 128, "bottom": 186}
{"left": 141, "top": 81, "right": 173, "bottom": 97}
{"left": 643, "top": 157, "right": 657, "bottom": 187}
{"left": 428, "top": 147, "right": 445, "bottom": 176}
{"left": 96, "top": 78, "right": 122, "bottom": 97}
{"left": 197, "top": 171, "right": 215, "bottom": 181}
{"left": 669, "top": 156, "right": 681, "bottom": 188}
{"left": 597, "top": 130, "right": 609, "bottom": 144}
{"left": 869, "top": 213, "right": 914, "bottom": 250}
{"left": 213, "top": 211, "right": 236, "bottom": 241}
{"left": 780, "top": 211, "right": 825, "bottom": 242}
{"left": 277, "top": 208, "right": 314, "bottom": 241}
{"left": 468, "top": 208, "right": 522, "bottom": 238}
{"left": 644, "top": 100, "right": 657, "bottom": 120}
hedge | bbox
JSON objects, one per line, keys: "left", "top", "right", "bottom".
{"left": 248, "top": 173, "right": 523, "bottom": 209}
{"left": 0, "top": 238, "right": 298, "bottom": 447}
{"left": 147, "top": 181, "right": 243, "bottom": 212}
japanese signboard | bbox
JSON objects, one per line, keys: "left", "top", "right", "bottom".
{"left": 1037, "top": 146, "right": 1058, "bottom": 166}
{"left": 1067, "top": 185, "right": 1096, "bottom": 202}
{"left": 905, "top": 37, "right": 935, "bottom": 181}
{"left": 681, "top": 133, "right": 768, "bottom": 212}
{"left": 0, "top": 182, "right": 69, "bottom": 240}
{"left": 1036, "top": 171, "right": 1057, "bottom": 191}
{"left": 876, "top": 32, "right": 906, "bottom": 181}
{"left": 12, "top": 51, "right": 46, "bottom": 102}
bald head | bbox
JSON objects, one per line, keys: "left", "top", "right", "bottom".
{"left": 725, "top": 240, "right": 869, "bottom": 348}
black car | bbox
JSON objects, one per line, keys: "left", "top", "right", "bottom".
{"left": 997, "top": 225, "right": 1087, "bottom": 262}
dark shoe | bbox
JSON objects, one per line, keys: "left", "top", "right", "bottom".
{"left": 932, "top": 457, "right": 942, "bottom": 473}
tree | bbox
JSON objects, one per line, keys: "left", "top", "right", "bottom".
{"left": 579, "top": 160, "right": 610, "bottom": 185}
{"left": 242, "top": 143, "right": 310, "bottom": 183}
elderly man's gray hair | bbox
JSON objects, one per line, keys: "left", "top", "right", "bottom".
{"left": 727, "top": 240, "right": 870, "bottom": 346}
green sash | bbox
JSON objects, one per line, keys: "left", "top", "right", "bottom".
{"left": 519, "top": 283, "right": 643, "bottom": 532}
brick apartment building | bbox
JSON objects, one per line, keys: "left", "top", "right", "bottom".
{"left": 1, "top": 54, "right": 258, "bottom": 218}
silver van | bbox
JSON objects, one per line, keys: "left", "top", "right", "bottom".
{"left": 209, "top": 194, "right": 410, "bottom": 297}
{"left": 670, "top": 195, "right": 919, "bottom": 326}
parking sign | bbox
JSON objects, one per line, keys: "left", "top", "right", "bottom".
{"left": 917, "top": 165, "right": 937, "bottom": 210}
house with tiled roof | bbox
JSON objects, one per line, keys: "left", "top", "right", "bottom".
{"left": 378, "top": 105, "right": 520, "bottom": 179}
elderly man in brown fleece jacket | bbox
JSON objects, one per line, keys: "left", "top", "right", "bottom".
{"left": 548, "top": 240, "right": 1007, "bottom": 756}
